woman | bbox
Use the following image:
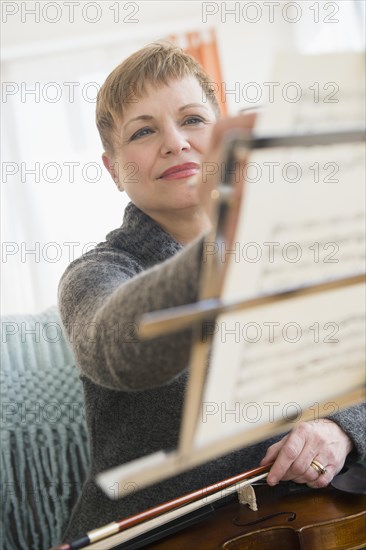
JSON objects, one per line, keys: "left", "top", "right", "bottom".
{"left": 58, "top": 41, "right": 365, "bottom": 541}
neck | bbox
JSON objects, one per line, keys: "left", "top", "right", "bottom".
{"left": 150, "top": 206, "right": 211, "bottom": 245}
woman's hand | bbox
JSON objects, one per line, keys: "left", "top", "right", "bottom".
{"left": 260, "top": 419, "right": 353, "bottom": 488}
{"left": 195, "top": 112, "right": 257, "bottom": 286}
{"left": 198, "top": 112, "right": 257, "bottom": 227}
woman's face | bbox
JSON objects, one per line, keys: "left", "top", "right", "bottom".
{"left": 103, "top": 76, "right": 217, "bottom": 218}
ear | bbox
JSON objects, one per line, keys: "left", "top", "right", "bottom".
{"left": 102, "top": 153, "right": 124, "bottom": 192}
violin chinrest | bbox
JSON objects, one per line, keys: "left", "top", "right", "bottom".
{"left": 331, "top": 463, "right": 366, "bottom": 494}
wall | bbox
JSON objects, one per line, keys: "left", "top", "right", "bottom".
{"left": 1, "top": 1, "right": 362, "bottom": 314}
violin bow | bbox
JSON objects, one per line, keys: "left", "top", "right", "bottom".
{"left": 50, "top": 462, "right": 272, "bottom": 550}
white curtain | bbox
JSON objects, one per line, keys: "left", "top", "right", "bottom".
{"left": 1, "top": 38, "right": 144, "bottom": 315}
{"left": 1, "top": 2, "right": 221, "bottom": 316}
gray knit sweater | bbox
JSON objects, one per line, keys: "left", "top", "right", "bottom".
{"left": 58, "top": 201, "right": 365, "bottom": 541}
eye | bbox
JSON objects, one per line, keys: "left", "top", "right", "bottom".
{"left": 183, "top": 116, "right": 205, "bottom": 125}
{"left": 129, "top": 127, "right": 154, "bottom": 141}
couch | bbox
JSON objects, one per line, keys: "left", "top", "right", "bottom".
{"left": 1, "top": 306, "right": 89, "bottom": 549}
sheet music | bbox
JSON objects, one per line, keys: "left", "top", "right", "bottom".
{"left": 97, "top": 52, "right": 365, "bottom": 499}
{"left": 255, "top": 52, "right": 365, "bottom": 133}
{"left": 194, "top": 52, "right": 365, "bottom": 449}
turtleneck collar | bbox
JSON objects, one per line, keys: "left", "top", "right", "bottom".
{"left": 105, "top": 202, "right": 183, "bottom": 267}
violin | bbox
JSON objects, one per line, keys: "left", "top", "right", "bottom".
{"left": 52, "top": 463, "right": 366, "bottom": 550}
{"left": 146, "top": 464, "right": 366, "bottom": 550}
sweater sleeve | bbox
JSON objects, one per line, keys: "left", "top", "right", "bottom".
{"left": 328, "top": 402, "right": 366, "bottom": 462}
{"left": 58, "top": 233, "right": 366, "bottom": 462}
{"left": 58, "top": 237, "right": 204, "bottom": 391}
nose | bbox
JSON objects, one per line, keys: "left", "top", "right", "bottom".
{"left": 160, "top": 125, "right": 190, "bottom": 156}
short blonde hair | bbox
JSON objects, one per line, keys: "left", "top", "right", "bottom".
{"left": 96, "top": 41, "right": 220, "bottom": 155}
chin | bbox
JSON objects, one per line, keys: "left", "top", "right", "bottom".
{"left": 176, "top": 194, "right": 200, "bottom": 208}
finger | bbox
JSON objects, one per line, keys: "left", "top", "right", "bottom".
{"left": 199, "top": 113, "right": 258, "bottom": 220}
{"left": 307, "top": 476, "right": 331, "bottom": 489}
{"left": 209, "top": 113, "right": 257, "bottom": 150}
{"left": 293, "top": 454, "right": 342, "bottom": 487}
{"left": 260, "top": 437, "right": 287, "bottom": 467}
{"left": 202, "top": 121, "right": 256, "bottom": 230}
{"left": 266, "top": 431, "right": 306, "bottom": 485}
{"left": 221, "top": 157, "right": 248, "bottom": 250}
{"left": 278, "top": 440, "right": 318, "bottom": 482}
{"left": 306, "top": 456, "right": 336, "bottom": 489}
{"left": 290, "top": 460, "right": 324, "bottom": 485}
{"left": 306, "top": 466, "right": 332, "bottom": 489}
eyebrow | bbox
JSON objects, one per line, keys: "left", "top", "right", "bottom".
{"left": 123, "top": 103, "right": 211, "bottom": 130}
{"left": 179, "top": 103, "right": 210, "bottom": 112}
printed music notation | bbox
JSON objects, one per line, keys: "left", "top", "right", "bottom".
{"left": 97, "top": 52, "right": 366, "bottom": 497}
{"left": 255, "top": 52, "right": 365, "bottom": 134}
{"left": 234, "top": 313, "right": 365, "bottom": 400}
{"left": 194, "top": 51, "right": 365, "bottom": 450}
{"left": 260, "top": 210, "right": 365, "bottom": 292}
{"left": 194, "top": 283, "right": 365, "bottom": 448}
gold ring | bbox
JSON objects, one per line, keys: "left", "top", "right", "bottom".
{"left": 310, "top": 459, "right": 327, "bottom": 475}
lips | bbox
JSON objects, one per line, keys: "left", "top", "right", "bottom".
{"left": 158, "top": 162, "right": 200, "bottom": 180}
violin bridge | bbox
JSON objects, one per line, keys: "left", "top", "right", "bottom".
{"left": 237, "top": 484, "right": 258, "bottom": 511}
